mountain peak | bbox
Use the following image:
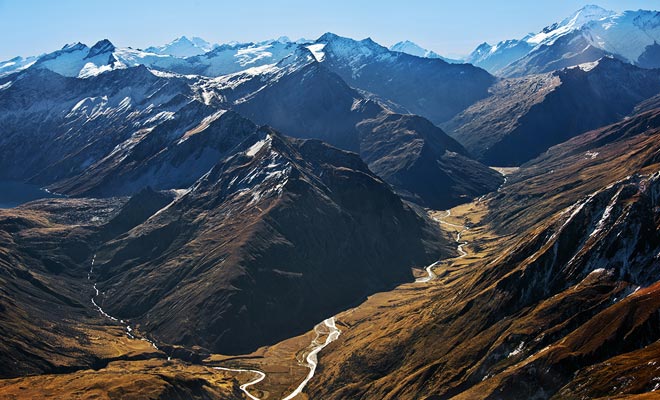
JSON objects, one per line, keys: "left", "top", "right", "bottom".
{"left": 390, "top": 40, "right": 442, "bottom": 59}
{"left": 475, "top": 42, "right": 492, "bottom": 50}
{"left": 578, "top": 4, "right": 612, "bottom": 13}
{"left": 317, "top": 32, "right": 341, "bottom": 43}
{"left": 170, "top": 36, "right": 194, "bottom": 45}
{"left": 569, "top": 4, "right": 615, "bottom": 24}
{"left": 467, "top": 42, "right": 492, "bottom": 59}
{"left": 527, "top": 4, "right": 615, "bottom": 45}
{"left": 61, "top": 42, "right": 88, "bottom": 52}
{"left": 575, "top": 55, "right": 627, "bottom": 72}
{"left": 87, "top": 39, "right": 115, "bottom": 58}
{"left": 315, "top": 32, "right": 387, "bottom": 59}
{"left": 146, "top": 36, "right": 213, "bottom": 57}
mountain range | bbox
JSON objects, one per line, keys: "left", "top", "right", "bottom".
{"left": 5, "top": 5, "right": 659, "bottom": 81}
{"left": 2, "top": 4, "right": 660, "bottom": 400}
{"left": 466, "top": 5, "right": 660, "bottom": 76}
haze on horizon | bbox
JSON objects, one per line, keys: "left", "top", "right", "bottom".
{"left": 0, "top": 0, "right": 657, "bottom": 60}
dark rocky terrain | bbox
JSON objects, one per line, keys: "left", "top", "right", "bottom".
{"left": 224, "top": 52, "right": 502, "bottom": 208}
{"left": 314, "top": 33, "right": 496, "bottom": 125}
{"left": 0, "top": 66, "right": 196, "bottom": 185}
{"left": 445, "top": 58, "right": 660, "bottom": 165}
{"left": 92, "top": 129, "right": 449, "bottom": 354}
{"left": 0, "top": 127, "right": 451, "bottom": 374}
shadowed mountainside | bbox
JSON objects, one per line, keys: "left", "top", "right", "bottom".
{"left": 445, "top": 58, "right": 660, "bottom": 166}
{"left": 306, "top": 106, "right": 660, "bottom": 399}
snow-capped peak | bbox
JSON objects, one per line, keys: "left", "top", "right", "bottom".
{"left": 526, "top": 4, "right": 615, "bottom": 45}
{"left": 389, "top": 40, "right": 442, "bottom": 59}
{"left": 581, "top": 9, "right": 660, "bottom": 63}
{"left": 146, "top": 36, "right": 215, "bottom": 57}
{"left": 572, "top": 4, "right": 615, "bottom": 22}
{"left": 0, "top": 55, "right": 39, "bottom": 78}
{"left": 471, "top": 42, "right": 492, "bottom": 55}
{"left": 275, "top": 36, "right": 292, "bottom": 43}
{"left": 61, "top": 42, "right": 88, "bottom": 52}
{"left": 316, "top": 32, "right": 341, "bottom": 43}
{"left": 315, "top": 32, "right": 389, "bottom": 59}
{"left": 189, "top": 36, "right": 215, "bottom": 51}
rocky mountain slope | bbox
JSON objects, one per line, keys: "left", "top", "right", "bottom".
{"left": 82, "top": 129, "right": 449, "bottom": 355}
{"left": 0, "top": 65, "right": 198, "bottom": 186}
{"left": 304, "top": 104, "right": 660, "bottom": 399}
{"left": 444, "top": 57, "right": 660, "bottom": 165}
{"left": 0, "top": 196, "right": 163, "bottom": 378}
{"left": 0, "top": 128, "right": 450, "bottom": 396}
{"left": 210, "top": 49, "right": 502, "bottom": 208}
{"left": 5, "top": 19, "right": 660, "bottom": 400}
{"left": 312, "top": 33, "right": 495, "bottom": 125}
{"left": 51, "top": 107, "right": 258, "bottom": 197}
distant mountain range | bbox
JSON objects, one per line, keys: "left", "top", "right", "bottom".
{"left": 466, "top": 5, "right": 660, "bottom": 76}
{"left": 4, "top": 4, "right": 660, "bottom": 80}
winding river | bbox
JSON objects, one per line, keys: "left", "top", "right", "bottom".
{"left": 213, "top": 367, "right": 266, "bottom": 400}
{"left": 88, "top": 254, "right": 158, "bottom": 348}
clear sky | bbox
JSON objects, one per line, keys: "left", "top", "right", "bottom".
{"left": 0, "top": 0, "right": 658, "bottom": 60}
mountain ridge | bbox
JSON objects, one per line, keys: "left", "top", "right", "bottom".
{"left": 466, "top": 5, "right": 660, "bottom": 76}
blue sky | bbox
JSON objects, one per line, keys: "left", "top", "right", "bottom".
{"left": 0, "top": 0, "right": 657, "bottom": 60}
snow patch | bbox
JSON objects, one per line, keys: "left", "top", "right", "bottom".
{"left": 389, "top": 40, "right": 447, "bottom": 59}
{"left": 589, "top": 187, "right": 623, "bottom": 239}
{"left": 145, "top": 111, "right": 175, "bottom": 125}
{"left": 508, "top": 341, "right": 525, "bottom": 358}
{"left": 78, "top": 61, "right": 118, "bottom": 78}
{"left": 306, "top": 43, "right": 326, "bottom": 62}
{"left": 178, "top": 110, "right": 227, "bottom": 143}
{"left": 246, "top": 136, "right": 271, "bottom": 157}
